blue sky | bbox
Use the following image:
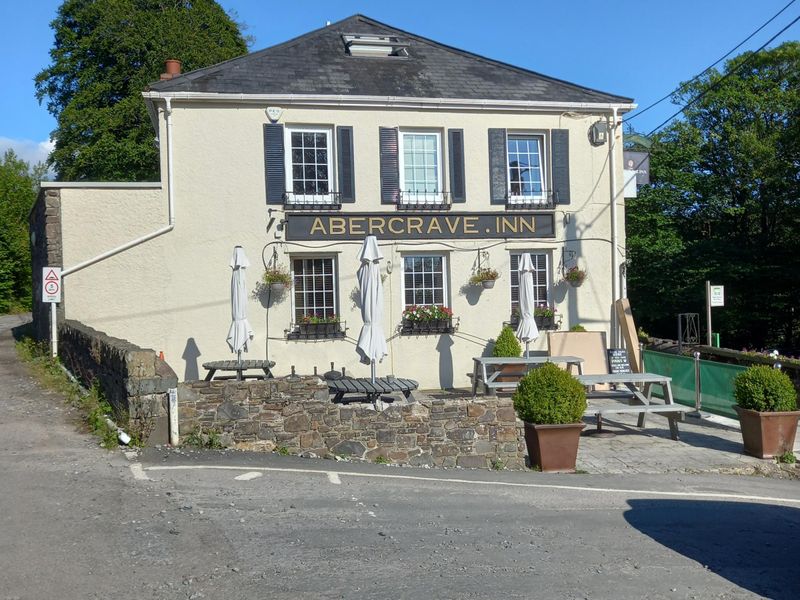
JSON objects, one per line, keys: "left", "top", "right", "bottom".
{"left": 1, "top": 0, "right": 798, "bottom": 167}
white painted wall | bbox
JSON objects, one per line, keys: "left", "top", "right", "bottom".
{"left": 60, "top": 101, "right": 626, "bottom": 387}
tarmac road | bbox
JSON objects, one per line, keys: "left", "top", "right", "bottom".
{"left": 2, "top": 314, "right": 799, "bottom": 600}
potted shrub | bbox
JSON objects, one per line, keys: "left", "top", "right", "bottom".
{"left": 733, "top": 365, "right": 799, "bottom": 459}
{"left": 401, "top": 304, "right": 454, "bottom": 335}
{"left": 513, "top": 362, "right": 587, "bottom": 472}
{"left": 564, "top": 266, "right": 586, "bottom": 287}
{"left": 469, "top": 267, "right": 500, "bottom": 289}
{"left": 492, "top": 325, "right": 523, "bottom": 385}
{"left": 263, "top": 265, "right": 292, "bottom": 293}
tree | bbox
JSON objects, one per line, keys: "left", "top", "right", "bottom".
{"left": 35, "top": 0, "right": 249, "bottom": 182}
{"left": 627, "top": 42, "right": 800, "bottom": 351}
{"left": 0, "top": 151, "right": 46, "bottom": 313}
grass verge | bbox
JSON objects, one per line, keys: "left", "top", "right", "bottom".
{"left": 15, "top": 337, "right": 120, "bottom": 449}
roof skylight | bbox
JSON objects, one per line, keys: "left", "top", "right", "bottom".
{"left": 342, "top": 34, "right": 409, "bottom": 58}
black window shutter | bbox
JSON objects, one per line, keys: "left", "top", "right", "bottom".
{"left": 448, "top": 129, "right": 466, "bottom": 203}
{"left": 264, "top": 123, "right": 285, "bottom": 204}
{"left": 337, "top": 126, "right": 355, "bottom": 203}
{"left": 551, "top": 129, "right": 571, "bottom": 205}
{"left": 488, "top": 128, "right": 507, "bottom": 204}
{"left": 379, "top": 127, "right": 399, "bottom": 204}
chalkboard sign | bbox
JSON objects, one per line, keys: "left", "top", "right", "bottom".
{"left": 607, "top": 348, "right": 632, "bottom": 374}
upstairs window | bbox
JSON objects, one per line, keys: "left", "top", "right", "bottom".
{"left": 399, "top": 131, "right": 443, "bottom": 204}
{"left": 285, "top": 127, "right": 334, "bottom": 204}
{"left": 507, "top": 134, "right": 546, "bottom": 203}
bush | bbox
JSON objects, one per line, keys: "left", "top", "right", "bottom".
{"left": 513, "top": 363, "right": 587, "bottom": 424}
{"left": 569, "top": 324, "right": 586, "bottom": 332}
{"left": 734, "top": 366, "right": 797, "bottom": 412}
{"left": 492, "top": 325, "right": 522, "bottom": 358}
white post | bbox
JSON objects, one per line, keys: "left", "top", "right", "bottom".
{"left": 168, "top": 388, "right": 179, "bottom": 446}
{"left": 705, "top": 280, "right": 712, "bottom": 346}
{"left": 50, "top": 302, "right": 58, "bottom": 357}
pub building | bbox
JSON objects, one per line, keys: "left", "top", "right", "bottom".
{"left": 31, "top": 15, "right": 635, "bottom": 389}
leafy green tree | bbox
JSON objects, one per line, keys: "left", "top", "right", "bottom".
{"left": 0, "top": 151, "right": 46, "bottom": 313}
{"left": 627, "top": 42, "right": 800, "bottom": 351}
{"left": 35, "top": 0, "right": 248, "bottom": 181}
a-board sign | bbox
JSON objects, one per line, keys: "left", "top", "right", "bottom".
{"left": 607, "top": 348, "right": 631, "bottom": 374}
{"left": 42, "top": 267, "right": 61, "bottom": 303}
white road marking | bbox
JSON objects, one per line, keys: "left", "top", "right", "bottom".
{"left": 328, "top": 472, "right": 341, "bottom": 485}
{"left": 130, "top": 463, "right": 150, "bottom": 481}
{"left": 143, "top": 464, "right": 800, "bottom": 505}
{"left": 234, "top": 471, "right": 263, "bottom": 481}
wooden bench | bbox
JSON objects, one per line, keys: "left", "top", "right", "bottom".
{"left": 585, "top": 404, "right": 693, "bottom": 440}
{"left": 327, "top": 376, "right": 419, "bottom": 403}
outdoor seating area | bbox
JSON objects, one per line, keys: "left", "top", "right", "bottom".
{"left": 327, "top": 376, "right": 419, "bottom": 403}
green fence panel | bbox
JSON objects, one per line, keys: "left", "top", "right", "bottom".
{"left": 642, "top": 350, "right": 696, "bottom": 408}
{"left": 642, "top": 350, "right": 745, "bottom": 419}
{"left": 698, "top": 359, "right": 745, "bottom": 419}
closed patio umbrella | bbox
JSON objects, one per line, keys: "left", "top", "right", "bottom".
{"left": 226, "top": 246, "right": 254, "bottom": 372}
{"left": 356, "top": 236, "right": 388, "bottom": 383}
{"left": 516, "top": 253, "right": 539, "bottom": 358}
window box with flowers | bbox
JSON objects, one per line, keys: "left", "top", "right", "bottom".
{"left": 289, "top": 314, "right": 345, "bottom": 340}
{"left": 401, "top": 305, "right": 456, "bottom": 335}
{"left": 510, "top": 305, "right": 560, "bottom": 330}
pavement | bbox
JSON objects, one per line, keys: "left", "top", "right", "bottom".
{"left": 3, "top": 313, "right": 800, "bottom": 599}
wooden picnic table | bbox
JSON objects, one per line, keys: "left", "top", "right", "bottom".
{"left": 471, "top": 355, "right": 584, "bottom": 396}
{"left": 327, "top": 376, "right": 419, "bottom": 403}
{"left": 576, "top": 372, "right": 692, "bottom": 440}
{"left": 202, "top": 359, "right": 276, "bottom": 381}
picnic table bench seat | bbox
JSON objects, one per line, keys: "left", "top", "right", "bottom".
{"left": 203, "top": 359, "right": 276, "bottom": 381}
{"left": 327, "top": 376, "right": 419, "bottom": 403}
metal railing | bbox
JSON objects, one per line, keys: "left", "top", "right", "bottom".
{"left": 397, "top": 190, "right": 452, "bottom": 210}
{"left": 505, "top": 190, "right": 556, "bottom": 210}
{"left": 283, "top": 191, "right": 342, "bottom": 210}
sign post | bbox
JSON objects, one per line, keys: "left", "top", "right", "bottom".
{"left": 705, "top": 281, "right": 724, "bottom": 346}
{"left": 42, "top": 267, "right": 62, "bottom": 357}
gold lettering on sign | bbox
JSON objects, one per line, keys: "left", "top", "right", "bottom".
{"left": 426, "top": 218, "right": 443, "bottom": 234}
{"left": 349, "top": 217, "right": 366, "bottom": 236}
{"left": 388, "top": 217, "right": 404, "bottom": 235}
{"left": 329, "top": 217, "right": 346, "bottom": 235}
{"left": 519, "top": 216, "right": 536, "bottom": 233}
{"left": 407, "top": 217, "right": 423, "bottom": 235}
{"left": 310, "top": 218, "right": 327, "bottom": 235}
{"left": 368, "top": 217, "right": 385, "bottom": 235}
{"left": 500, "top": 217, "right": 517, "bottom": 234}
{"left": 444, "top": 216, "right": 461, "bottom": 234}
{"left": 463, "top": 216, "right": 478, "bottom": 234}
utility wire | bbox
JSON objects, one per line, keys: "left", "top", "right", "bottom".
{"left": 626, "top": 0, "right": 797, "bottom": 123}
{"left": 645, "top": 13, "right": 800, "bottom": 137}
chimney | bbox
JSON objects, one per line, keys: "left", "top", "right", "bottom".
{"left": 160, "top": 59, "right": 182, "bottom": 80}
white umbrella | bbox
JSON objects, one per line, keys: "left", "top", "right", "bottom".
{"left": 226, "top": 246, "right": 254, "bottom": 371}
{"left": 516, "top": 253, "right": 539, "bottom": 358}
{"left": 356, "top": 236, "right": 388, "bottom": 383}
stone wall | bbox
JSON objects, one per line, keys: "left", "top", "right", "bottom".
{"left": 59, "top": 319, "right": 177, "bottom": 443}
{"left": 178, "top": 379, "right": 526, "bottom": 469}
{"left": 28, "top": 187, "right": 63, "bottom": 341}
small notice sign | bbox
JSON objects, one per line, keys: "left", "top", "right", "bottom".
{"left": 42, "top": 267, "right": 61, "bottom": 303}
{"left": 710, "top": 285, "right": 725, "bottom": 307}
{"left": 607, "top": 348, "right": 631, "bottom": 374}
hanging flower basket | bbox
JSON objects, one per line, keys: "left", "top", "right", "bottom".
{"left": 469, "top": 268, "right": 499, "bottom": 290}
{"left": 263, "top": 265, "right": 293, "bottom": 293}
{"left": 564, "top": 267, "right": 586, "bottom": 288}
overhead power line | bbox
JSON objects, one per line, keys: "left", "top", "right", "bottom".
{"left": 626, "top": 0, "right": 797, "bottom": 124}
{"left": 644, "top": 13, "right": 800, "bottom": 137}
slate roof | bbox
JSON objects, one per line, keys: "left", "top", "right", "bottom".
{"left": 148, "top": 14, "right": 633, "bottom": 105}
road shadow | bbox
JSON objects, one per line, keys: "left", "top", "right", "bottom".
{"left": 624, "top": 499, "right": 800, "bottom": 599}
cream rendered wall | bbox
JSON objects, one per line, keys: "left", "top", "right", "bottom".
{"left": 61, "top": 101, "right": 626, "bottom": 387}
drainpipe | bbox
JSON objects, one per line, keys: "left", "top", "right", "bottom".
{"left": 608, "top": 107, "right": 620, "bottom": 347}
{"left": 50, "top": 98, "right": 176, "bottom": 356}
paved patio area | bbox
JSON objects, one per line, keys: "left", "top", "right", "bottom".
{"left": 420, "top": 389, "right": 800, "bottom": 477}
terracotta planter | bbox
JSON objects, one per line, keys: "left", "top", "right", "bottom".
{"left": 734, "top": 405, "right": 800, "bottom": 459}
{"left": 523, "top": 422, "right": 585, "bottom": 472}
